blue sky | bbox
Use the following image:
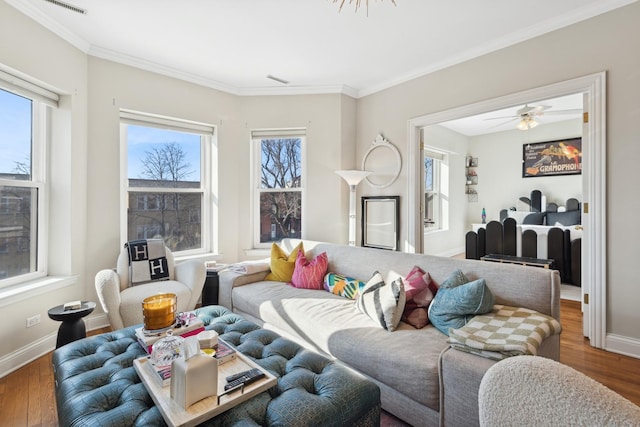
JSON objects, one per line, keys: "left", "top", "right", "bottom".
{"left": 0, "top": 89, "right": 32, "bottom": 175}
{"left": 127, "top": 125, "right": 201, "bottom": 181}
{"left": 1, "top": 88, "right": 201, "bottom": 180}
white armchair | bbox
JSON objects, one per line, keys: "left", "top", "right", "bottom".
{"left": 95, "top": 245, "right": 206, "bottom": 330}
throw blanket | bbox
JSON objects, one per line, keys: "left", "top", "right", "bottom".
{"left": 125, "top": 239, "right": 170, "bottom": 285}
{"left": 448, "top": 305, "right": 562, "bottom": 361}
{"left": 226, "top": 259, "right": 271, "bottom": 275}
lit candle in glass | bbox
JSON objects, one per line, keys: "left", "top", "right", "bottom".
{"left": 142, "top": 293, "right": 177, "bottom": 331}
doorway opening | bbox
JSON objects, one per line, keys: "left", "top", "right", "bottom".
{"left": 406, "top": 72, "right": 606, "bottom": 348}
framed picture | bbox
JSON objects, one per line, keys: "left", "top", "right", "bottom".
{"left": 361, "top": 196, "right": 399, "bottom": 251}
{"left": 522, "top": 137, "right": 582, "bottom": 178}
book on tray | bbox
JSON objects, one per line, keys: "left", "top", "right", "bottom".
{"left": 213, "top": 340, "right": 236, "bottom": 365}
{"left": 136, "top": 316, "right": 205, "bottom": 354}
{"left": 144, "top": 358, "right": 172, "bottom": 387}
{"left": 143, "top": 339, "right": 237, "bottom": 387}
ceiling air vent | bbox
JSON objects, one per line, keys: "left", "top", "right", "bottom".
{"left": 266, "top": 75, "right": 289, "bottom": 85}
{"left": 43, "top": 0, "right": 87, "bottom": 15}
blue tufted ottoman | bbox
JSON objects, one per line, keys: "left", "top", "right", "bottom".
{"left": 52, "top": 305, "right": 380, "bottom": 426}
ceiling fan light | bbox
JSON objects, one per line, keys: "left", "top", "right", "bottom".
{"left": 517, "top": 117, "right": 538, "bottom": 130}
{"left": 517, "top": 119, "right": 528, "bottom": 130}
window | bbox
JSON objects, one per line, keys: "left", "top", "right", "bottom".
{"left": 251, "top": 129, "right": 305, "bottom": 248}
{"left": 424, "top": 148, "right": 448, "bottom": 231}
{"left": 121, "top": 111, "right": 216, "bottom": 255}
{"left": 0, "top": 71, "right": 57, "bottom": 288}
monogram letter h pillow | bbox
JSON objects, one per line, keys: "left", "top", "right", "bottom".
{"left": 125, "top": 239, "right": 170, "bottom": 286}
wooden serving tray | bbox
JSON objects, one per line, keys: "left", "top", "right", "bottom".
{"left": 134, "top": 341, "right": 277, "bottom": 427}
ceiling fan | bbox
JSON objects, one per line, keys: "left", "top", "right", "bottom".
{"left": 486, "top": 104, "right": 582, "bottom": 131}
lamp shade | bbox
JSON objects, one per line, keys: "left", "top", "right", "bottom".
{"left": 335, "top": 170, "right": 371, "bottom": 186}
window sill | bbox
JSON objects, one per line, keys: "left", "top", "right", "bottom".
{"left": 175, "top": 253, "right": 224, "bottom": 264}
{"left": 0, "top": 275, "right": 78, "bottom": 308}
{"left": 244, "top": 248, "right": 270, "bottom": 258}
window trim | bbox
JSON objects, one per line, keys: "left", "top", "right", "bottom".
{"left": 119, "top": 110, "right": 217, "bottom": 257}
{"left": 250, "top": 129, "right": 306, "bottom": 249}
{"left": 0, "top": 82, "right": 51, "bottom": 290}
{"left": 423, "top": 147, "right": 448, "bottom": 233}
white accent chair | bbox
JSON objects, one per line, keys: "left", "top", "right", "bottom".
{"left": 95, "top": 246, "right": 206, "bottom": 330}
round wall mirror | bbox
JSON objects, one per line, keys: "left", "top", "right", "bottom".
{"left": 361, "top": 134, "right": 402, "bottom": 189}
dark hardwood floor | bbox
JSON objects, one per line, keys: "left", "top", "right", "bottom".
{"left": 1, "top": 300, "right": 638, "bottom": 426}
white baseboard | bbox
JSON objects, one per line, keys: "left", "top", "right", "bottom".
{"left": 605, "top": 333, "right": 640, "bottom": 359}
{"left": 0, "top": 331, "right": 57, "bottom": 378}
{"left": 86, "top": 312, "right": 110, "bottom": 331}
{"left": 0, "top": 312, "right": 111, "bottom": 379}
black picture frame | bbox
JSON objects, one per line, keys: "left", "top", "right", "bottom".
{"left": 522, "top": 137, "right": 582, "bottom": 178}
{"left": 361, "top": 196, "right": 400, "bottom": 251}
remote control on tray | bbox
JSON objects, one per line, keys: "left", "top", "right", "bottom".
{"left": 224, "top": 368, "right": 265, "bottom": 391}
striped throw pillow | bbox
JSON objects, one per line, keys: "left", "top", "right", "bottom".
{"left": 355, "top": 271, "right": 406, "bottom": 332}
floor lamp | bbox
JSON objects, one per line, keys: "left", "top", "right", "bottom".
{"left": 335, "top": 170, "right": 371, "bottom": 246}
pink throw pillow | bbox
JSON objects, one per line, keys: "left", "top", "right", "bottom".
{"left": 291, "top": 251, "right": 328, "bottom": 290}
{"left": 402, "top": 266, "right": 439, "bottom": 328}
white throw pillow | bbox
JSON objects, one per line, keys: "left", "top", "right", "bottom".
{"left": 355, "top": 270, "right": 406, "bottom": 332}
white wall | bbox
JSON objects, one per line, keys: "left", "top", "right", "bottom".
{"left": 356, "top": 2, "right": 640, "bottom": 343}
{"left": 468, "top": 118, "right": 582, "bottom": 227}
{"left": 0, "top": 3, "right": 354, "bottom": 373}
{"left": 1, "top": 0, "right": 639, "bottom": 371}
{"left": 0, "top": 1, "right": 88, "bottom": 362}
{"left": 237, "top": 94, "right": 356, "bottom": 250}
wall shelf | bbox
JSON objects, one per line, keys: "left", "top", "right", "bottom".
{"left": 466, "top": 156, "right": 478, "bottom": 201}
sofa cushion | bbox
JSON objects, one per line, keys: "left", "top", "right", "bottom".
{"left": 231, "top": 280, "right": 448, "bottom": 411}
{"left": 265, "top": 241, "right": 304, "bottom": 282}
{"left": 428, "top": 270, "right": 495, "bottom": 336}
{"left": 291, "top": 250, "right": 328, "bottom": 290}
{"left": 402, "top": 266, "right": 438, "bottom": 328}
{"left": 323, "top": 272, "right": 366, "bottom": 299}
{"left": 355, "top": 271, "right": 406, "bottom": 332}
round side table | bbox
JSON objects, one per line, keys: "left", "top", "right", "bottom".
{"left": 48, "top": 301, "right": 96, "bottom": 348}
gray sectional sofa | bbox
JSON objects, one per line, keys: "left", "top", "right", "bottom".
{"left": 219, "top": 239, "right": 561, "bottom": 427}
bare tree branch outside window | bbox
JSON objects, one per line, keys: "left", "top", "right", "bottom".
{"left": 128, "top": 139, "right": 201, "bottom": 252}
{"left": 259, "top": 138, "right": 302, "bottom": 243}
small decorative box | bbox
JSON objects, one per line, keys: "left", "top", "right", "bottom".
{"left": 197, "top": 330, "right": 219, "bottom": 349}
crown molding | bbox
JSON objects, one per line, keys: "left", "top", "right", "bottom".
{"left": 5, "top": 0, "right": 91, "bottom": 53}
{"left": 89, "top": 46, "right": 358, "bottom": 98}
{"left": 88, "top": 45, "right": 240, "bottom": 95}
{"left": 7, "top": 0, "right": 636, "bottom": 99}
{"left": 356, "top": 0, "right": 637, "bottom": 98}
{"left": 237, "top": 84, "right": 358, "bottom": 98}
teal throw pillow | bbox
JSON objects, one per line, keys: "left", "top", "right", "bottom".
{"left": 440, "top": 268, "right": 469, "bottom": 289}
{"left": 428, "top": 269, "right": 495, "bottom": 336}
